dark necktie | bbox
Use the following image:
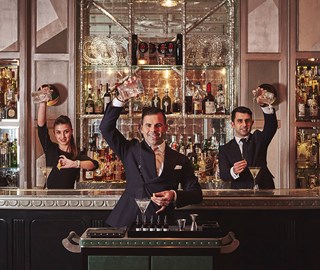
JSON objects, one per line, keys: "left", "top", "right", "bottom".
{"left": 240, "top": 138, "right": 248, "bottom": 161}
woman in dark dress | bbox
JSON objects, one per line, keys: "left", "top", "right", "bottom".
{"left": 37, "top": 85, "right": 98, "bottom": 189}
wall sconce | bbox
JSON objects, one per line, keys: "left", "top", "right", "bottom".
{"left": 159, "top": 0, "right": 179, "bottom": 8}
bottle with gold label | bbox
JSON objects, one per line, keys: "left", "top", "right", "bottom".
{"left": 85, "top": 88, "right": 94, "bottom": 114}
{"left": 94, "top": 88, "right": 104, "bottom": 114}
{"left": 193, "top": 83, "right": 203, "bottom": 115}
{"left": 6, "top": 100, "right": 17, "bottom": 119}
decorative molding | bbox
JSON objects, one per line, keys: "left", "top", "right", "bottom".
{"left": 0, "top": 195, "right": 120, "bottom": 210}
{"left": 1, "top": 189, "right": 320, "bottom": 210}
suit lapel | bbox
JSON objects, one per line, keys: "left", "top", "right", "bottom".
{"left": 139, "top": 140, "right": 158, "bottom": 181}
{"left": 161, "top": 145, "right": 175, "bottom": 175}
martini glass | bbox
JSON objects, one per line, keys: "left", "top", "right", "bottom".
{"left": 134, "top": 198, "right": 151, "bottom": 227}
{"left": 40, "top": 166, "right": 53, "bottom": 189}
{"left": 249, "top": 167, "right": 260, "bottom": 191}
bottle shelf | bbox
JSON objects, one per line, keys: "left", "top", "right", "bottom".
{"left": 79, "top": 113, "right": 230, "bottom": 120}
{"left": 82, "top": 64, "right": 226, "bottom": 72}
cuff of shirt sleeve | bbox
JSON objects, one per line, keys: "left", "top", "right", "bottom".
{"left": 112, "top": 97, "right": 126, "bottom": 107}
{"left": 230, "top": 167, "right": 240, "bottom": 179}
{"left": 261, "top": 105, "right": 274, "bottom": 114}
{"left": 170, "top": 190, "right": 177, "bottom": 201}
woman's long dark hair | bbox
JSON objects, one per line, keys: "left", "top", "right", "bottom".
{"left": 54, "top": 115, "right": 78, "bottom": 159}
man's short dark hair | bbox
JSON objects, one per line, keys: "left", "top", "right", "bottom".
{"left": 231, "top": 106, "right": 253, "bottom": 122}
{"left": 141, "top": 107, "right": 167, "bottom": 123}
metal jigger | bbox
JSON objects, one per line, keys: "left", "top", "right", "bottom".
{"left": 190, "top": 213, "right": 198, "bottom": 231}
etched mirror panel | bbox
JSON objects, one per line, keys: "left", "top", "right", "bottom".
{"left": 298, "top": 0, "right": 320, "bottom": 52}
{"left": 247, "top": 0, "right": 279, "bottom": 53}
{"left": 36, "top": 0, "right": 68, "bottom": 53}
{"left": 0, "top": 0, "right": 18, "bottom": 52}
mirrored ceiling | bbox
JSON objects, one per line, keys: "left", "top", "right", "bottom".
{"left": 86, "top": 0, "right": 229, "bottom": 38}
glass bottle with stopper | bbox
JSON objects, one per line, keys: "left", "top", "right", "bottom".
{"left": 151, "top": 87, "right": 161, "bottom": 108}
{"left": 162, "top": 88, "right": 172, "bottom": 114}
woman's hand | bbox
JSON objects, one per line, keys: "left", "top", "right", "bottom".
{"left": 57, "top": 155, "right": 77, "bottom": 169}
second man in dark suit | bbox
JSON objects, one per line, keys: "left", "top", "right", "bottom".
{"left": 219, "top": 87, "right": 278, "bottom": 189}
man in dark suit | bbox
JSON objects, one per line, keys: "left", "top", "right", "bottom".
{"left": 218, "top": 88, "right": 278, "bottom": 189}
{"left": 99, "top": 92, "right": 202, "bottom": 227}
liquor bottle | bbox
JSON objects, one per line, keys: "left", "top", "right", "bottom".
{"left": 172, "top": 88, "right": 182, "bottom": 113}
{"left": 191, "top": 155, "right": 199, "bottom": 175}
{"left": 10, "top": 138, "right": 18, "bottom": 167}
{"left": 104, "top": 83, "right": 111, "bottom": 111}
{"left": 165, "top": 41, "right": 175, "bottom": 58}
{"left": 309, "top": 133, "right": 318, "bottom": 168}
{"left": 6, "top": 101, "right": 17, "bottom": 119}
{"left": 178, "top": 134, "right": 185, "bottom": 155}
{"left": 85, "top": 88, "right": 94, "bottom": 114}
{"left": 198, "top": 153, "right": 207, "bottom": 183}
{"left": 175, "top": 34, "right": 183, "bottom": 65}
{"left": 185, "top": 82, "right": 193, "bottom": 114}
{"left": 315, "top": 65, "right": 320, "bottom": 85}
{"left": 169, "top": 134, "right": 178, "bottom": 151}
{"left": 151, "top": 88, "right": 161, "bottom": 108}
{"left": 215, "top": 84, "right": 226, "bottom": 114}
{"left": 131, "top": 34, "right": 138, "bottom": 65}
{"left": 192, "top": 83, "right": 203, "bottom": 115}
{"left": 307, "top": 86, "right": 318, "bottom": 119}
{"left": 94, "top": 88, "right": 104, "bottom": 114}
{"left": 185, "top": 136, "right": 195, "bottom": 159}
{"left": 297, "top": 130, "right": 308, "bottom": 168}
{"left": 0, "top": 86, "right": 5, "bottom": 119}
{"left": 296, "top": 85, "right": 306, "bottom": 120}
{"left": 138, "top": 41, "right": 148, "bottom": 64}
{"left": 162, "top": 88, "right": 172, "bottom": 114}
{"left": 193, "top": 133, "right": 202, "bottom": 155}
{"left": 202, "top": 82, "right": 215, "bottom": 114}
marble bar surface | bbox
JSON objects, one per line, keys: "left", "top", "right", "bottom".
{"left": 1, "top": 188, "right": 320, "bottom": 210}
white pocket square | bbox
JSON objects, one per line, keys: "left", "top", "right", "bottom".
{"left": 174, "top": 165, "right": 182, "bottom": 170}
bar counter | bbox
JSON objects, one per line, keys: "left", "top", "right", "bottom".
{"left": 1, "top": 188, "right": 320, "bottom": 210}
{"left": 1, "top": 188, "right": 320, "bottom": 270}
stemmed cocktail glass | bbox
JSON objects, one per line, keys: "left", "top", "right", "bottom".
{"left": 248, "top": 167, "right": 260, "bottom": 191}
{"left": 40, "top": 166, "right": 53, "bottom": 189}
{"left": 135, "top": 198, "right": 151, "bottom": 226}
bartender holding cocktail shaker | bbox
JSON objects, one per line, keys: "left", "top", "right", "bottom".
{"left": 99, "top": 77, "right": 203, "bottom": 227}
{"left": 219, "top": 84, "right": 278, "bottom": 189}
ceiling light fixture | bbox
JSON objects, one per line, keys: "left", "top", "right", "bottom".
{"left": 159, "top": 0, "right": 179, "bottom": 8}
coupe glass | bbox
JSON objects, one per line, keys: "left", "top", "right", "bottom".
{"left": 248, "top": 167, "right": 260, "bottom": 191}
